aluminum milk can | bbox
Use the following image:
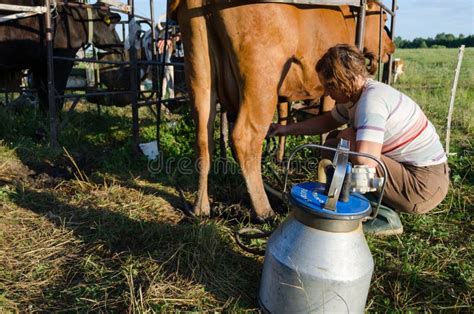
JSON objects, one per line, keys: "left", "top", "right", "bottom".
{"left": 259, "top": 182, "right": 374, "bottom": 313}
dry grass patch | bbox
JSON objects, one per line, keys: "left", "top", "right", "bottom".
{"left": 0, "top": 203, "right": 83, "bottom": 311}
{"left": 0, "top": 153, "right": 261, "bottom": 312}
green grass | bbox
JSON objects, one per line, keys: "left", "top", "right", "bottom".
{"left": 0, "top": 48, "right": 473, "bottom": 312}
{"left": 393, "top": 48, "right": 473, "bottom": 152}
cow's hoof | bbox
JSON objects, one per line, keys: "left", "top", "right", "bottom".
{"left": 251, "top": 210, "right": 276, "bottom": 224}
{"left": 193, "top": 204, "right": 211, "bottom": 217}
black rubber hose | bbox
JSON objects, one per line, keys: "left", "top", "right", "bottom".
{"left": 234, "top": 227, "right": 273, "bottom": 256}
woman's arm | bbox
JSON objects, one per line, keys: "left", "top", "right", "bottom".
{"left": 268, "top": 111, "right": 344, "bottom": 137}
{"left": 336, "top": 128, "right": 382, "bottom": 168}
{"left": 353, "top": 140, "right": 383, "bottom": 167}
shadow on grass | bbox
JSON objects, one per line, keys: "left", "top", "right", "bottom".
{"left": 1, "top": 105, "right": 285, "bottom": 220}
{"left": 10, "top": 186, "right": 262, "bottom": 311}
{"left": 1, "top": 104, "right": 281, "bottom": 311}
{"left": 0, "top": 104, "right": 162, "bottom": 174}
{"left": 121, "top": 164, "right": 289, "bottom": 224}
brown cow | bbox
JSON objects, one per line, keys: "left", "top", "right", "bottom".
{"left": 392, "top": 58, "right": 404, "bottom": 83}
{"left": 169, "top": 0, "right": 395, "bottom": 220}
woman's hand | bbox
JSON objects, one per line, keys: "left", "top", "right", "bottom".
{"left": 267, "top": 123, "right": 287, "bottom": 137}
{"left": 267, "top": 112, "right": 344, "bottom": 138}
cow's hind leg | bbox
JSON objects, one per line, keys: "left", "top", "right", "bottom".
{"left": 193, "top": 97, "right": 217, "bottom": 216}
{"left": 232, "top": 89, "right": 277, "bottom": 220}
{"left": 179, "top": 16, "right": 217, "bottom": 217}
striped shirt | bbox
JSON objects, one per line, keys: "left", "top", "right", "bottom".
{"left": 331, "top": 79, "right": 446, "bottom": 166}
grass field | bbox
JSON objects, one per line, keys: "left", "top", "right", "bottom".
{"left": 0, "top": 48, "right": 472, "bottom": 312}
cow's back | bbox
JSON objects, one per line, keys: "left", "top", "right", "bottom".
{"left": 174, "top": 2, "right": 352, "bottom": 110}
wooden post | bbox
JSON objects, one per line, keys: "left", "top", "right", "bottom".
{"left": 445, "top": 45, "right": 465, "bottom": 155}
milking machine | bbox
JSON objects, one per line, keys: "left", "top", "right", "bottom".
{"left": 258, "top": 139, "right": 387, "bottom": 313}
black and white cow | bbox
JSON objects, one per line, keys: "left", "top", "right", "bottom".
{"left": 0, "top": 0, "right": 122, "bottom": 111}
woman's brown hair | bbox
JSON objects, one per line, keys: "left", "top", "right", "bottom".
{"left": 316, "top": 44, "right": 377, "bottom": 98}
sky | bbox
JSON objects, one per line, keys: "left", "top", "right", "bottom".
{"left": 395, "top": 0, "right": 474, "bottom": 40}
{"left": 131, "top": 0, "right": 474, "bottom": 40}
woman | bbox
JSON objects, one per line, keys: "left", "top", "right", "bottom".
{"left": 268, "top": 44, "right": 449, "bottom": 232}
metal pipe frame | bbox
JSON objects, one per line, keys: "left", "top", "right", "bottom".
{"left": 128, "top": 0, "right": 140, "bottom": 156}
{"left": 45, "top": 0, "right": 59, "bottom": 149}
{"left": 52, "top": 56, "right": 131, "bottom": 65}
{"left": 0, "top": 88, "right": 37, "bottom": 93}
{"left": 355, "top": 0, "right": 367, "bottom": 50}
{"left": 6, "top": 0, "right": 396, "bottom": 157}
{"left": 0, "top": 3, "right": 47, "bottom": 13}
{"left": 156, "top": 0, "right": 173, "bottom": 154}
{"left": 55, "top": 1, "right": 140, "bottom": 17}
{"left": 150, "top": 0, "right": 162, "bottom": 152}
{"left": 55, "top": 91, "right": 188, "bottom": 107}
{"left": 377, "top": 5, "right": 383, "bottom": 81}
{"left": 383, "top": 0, "right": 397, "bottom": 84}
{"left": 52, "top": 55, "right": 179, "bottom": 68}
{"left": 373, "top": 0, "right": 395, "bottom": 16}
{"left": 57, "top": 89, "right": 179, "bottom": 98}
{"left": 370, "top": 0, "right": 397, "bottom": 84}
{"left": 57, "top": 90, "right": 133, "bottom": 99}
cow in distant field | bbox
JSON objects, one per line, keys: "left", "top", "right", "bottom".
{"left": 392, "top": 58, "right": 404, "bottom": 83}
{"left": 169, "top": 0, "right": 395, "bottom": 220}
{"left": 0, "top": 0, "right": 122, "bottom": 112}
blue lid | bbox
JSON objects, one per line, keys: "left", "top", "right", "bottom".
{"left": 290, "top": 182, "right": 371, "bottom": 219}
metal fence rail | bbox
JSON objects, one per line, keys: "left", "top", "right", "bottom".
{"left": 1, "top": 0, "right": 397, "bottom": 153}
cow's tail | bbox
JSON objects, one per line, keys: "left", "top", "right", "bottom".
{"left": 364, "top": 50, "right": 378, "bottom": 75}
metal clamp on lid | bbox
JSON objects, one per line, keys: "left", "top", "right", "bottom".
{"left": 325, "top": 139, "right": 350, "bottom": 210}
{"left": 351, "top": 165, "right": 384, "bottom": 193}
{"left": 283, "top": 139, "right": 388, "bottom": 219}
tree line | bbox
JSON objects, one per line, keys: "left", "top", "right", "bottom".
{"left": 394, "top": 33, "right": 474, "bottom": 49}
